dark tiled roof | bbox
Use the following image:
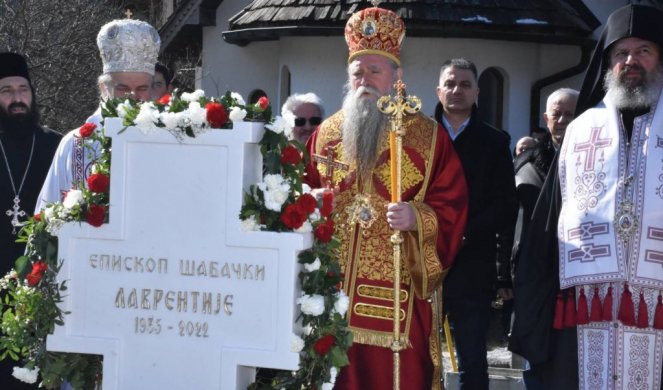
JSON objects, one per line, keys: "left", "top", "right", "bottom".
{"left": 223, "top": 0, "right": 601, "bottom": 45}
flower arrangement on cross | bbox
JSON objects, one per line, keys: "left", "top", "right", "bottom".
{"left": 0, "top": 90, "right": 350, "bottom": 390}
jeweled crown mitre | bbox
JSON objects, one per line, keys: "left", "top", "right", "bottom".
{"left": 344, "top": 6, "right": 405, "bottom": 66}
{"left": 97, "top": 19, "right": 160, "bottom": 75}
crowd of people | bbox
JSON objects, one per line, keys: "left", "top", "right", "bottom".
{"left": 1, "top": 2, "right": 663, "bottom": 390}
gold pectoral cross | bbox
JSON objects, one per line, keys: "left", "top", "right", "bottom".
{"left": 312, "top": 146, "right": 349, "bottom": 189}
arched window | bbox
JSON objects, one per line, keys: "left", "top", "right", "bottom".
{"left": 248, "top": 89, "right": 267, "bottom": 104}
{"left": 477, "top": 67, "right": 505, "bottom": 130}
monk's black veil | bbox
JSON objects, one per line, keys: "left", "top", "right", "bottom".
{"left": 577, "top": 4, "right": 663, "bottom": 115}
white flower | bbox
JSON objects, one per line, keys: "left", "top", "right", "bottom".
{"left": 290, "top": 335, "right": 305, "bottom": 353}
{"left": 240, "top": 215, "right": 260, "bottom": 232}
{"left": 231, "top": 92, "right": 246, "bottom": 105}
{"left": 321, "top": 383, "right": 334, "bottom": 390}
{"left": 12, "top": 366, "right": 39, "bottom": 384}
{"left": 298, "top": 294, "right": 325, "bottom": 316}
{"left": 303, "top": 258, "right": 321, "bottom": 272}
{"left": 302, "top": 325, "right": 313, "bottom": 336}
{"left": 333, "top": 290, "right": 349, "bottom": 316}
{"left": 302, "top": 183, "right": 312, "bottom": 194}
{"left": 265, "top": 115, "right": 292, "bottom": 136}
{"left": 181, "top": 89, "right": 204, "bottom": 102}
{"left": 62, "top": 190, "right": 84, "bottom": 209}
{"left": 116, "top": 99, "right": 132, "bottom": 119}
{"left": 308, "top": 209, "right": 321, "bottom": 223}
{"left": 187, "top": 101, "right": 208, "bottom": 129}
{"left": 134, "top": 102, "right": 160, "bottom": 134}
{"left": 161, "top": 111, "right": 185, "bottom": 129}
{"left": 43, "top": 206, "right": 55, "bottom": 222}
{"left": 259, "top": 174, "right": 291, "bottom": 211}
{"left": 330, "top": 367, "right": 338, "bottom": 384}
{"left": 295, "top": 220, "right": 312, "bottom": 233}
{"left": 264, "top": 188, "right": 289, "bottom": 212}
{"left": 263, "top": 174, "right": 285, "bottom": 190}
{"left": 229, "top": 106, "right": 247, "bottom": 122}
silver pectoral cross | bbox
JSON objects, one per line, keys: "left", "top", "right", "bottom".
{"left": 6, "top": 195, "right": 26, "bottom": 234}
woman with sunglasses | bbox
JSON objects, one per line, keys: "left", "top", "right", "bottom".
{"left": 281, "top": 92, "right": 324, "bottom": 144}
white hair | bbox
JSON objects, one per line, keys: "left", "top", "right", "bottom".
{"left": 546, "top": 88, "right": 579, "bottom": 112}
{"left": 281, "top": 93, "right": 324, "bottom": 118}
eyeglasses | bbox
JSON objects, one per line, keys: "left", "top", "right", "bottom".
{"left": 294, "top": 117, "right": 322, "bottom": 127}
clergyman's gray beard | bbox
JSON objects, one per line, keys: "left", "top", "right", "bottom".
{"left": 342, "top": 85, "right": 388, "bottom": 177}
{"left": 604, "top": 64, "right": 663, "bottom": 110}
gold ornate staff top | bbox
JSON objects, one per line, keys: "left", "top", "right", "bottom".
{"left": 376, "top": 79, "right": 421, "bottom": 390}
{"left": 377, "top": 79, "right": 422, "bottom": 202}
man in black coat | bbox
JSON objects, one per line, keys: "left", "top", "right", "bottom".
{"left": 0, "top": 52, "right": 61, "bottom": 389}
{"left": 435, "top": 58, "right": 517, "bottom": 390}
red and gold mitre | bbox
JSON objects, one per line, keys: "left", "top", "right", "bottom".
{"left": 344, "top": 5, "right": 405, "bottom": 66}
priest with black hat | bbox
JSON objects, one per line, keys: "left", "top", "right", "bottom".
{"left": 510, "top": 4, "right": 663, "bottom": 389}
{"left": 0, "top": 52, "right": 61, "bottom": 388}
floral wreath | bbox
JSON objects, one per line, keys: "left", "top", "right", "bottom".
{"left": 0, "top": 91, "right": 351, "bottom": 389}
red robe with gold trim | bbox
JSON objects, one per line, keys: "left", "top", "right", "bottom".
{"left": 305, "top": 111, "right": 468, "bottom": 389}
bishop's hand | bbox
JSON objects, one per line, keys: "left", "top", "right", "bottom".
{"left": 386, "top": 202, "right": 416, "bottom": 231}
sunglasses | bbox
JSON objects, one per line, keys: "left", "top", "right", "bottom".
{"left": 294, "top": 117, "right": 322, "bottom": 126}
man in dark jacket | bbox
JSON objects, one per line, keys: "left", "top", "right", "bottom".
{"left": 435, "top": 58, "right": 517, "bottom": 390}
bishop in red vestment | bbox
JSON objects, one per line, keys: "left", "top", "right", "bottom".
{"left": 305, "top": 5, "right": 468, "bottom": 389}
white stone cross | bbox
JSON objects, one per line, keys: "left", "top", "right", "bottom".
{"left": 48, "top": 118, "right": 310, "bottom": 390}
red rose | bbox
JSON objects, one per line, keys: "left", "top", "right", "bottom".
{"left": 78, "top": 123, "right": 96, "bottom": 138}
{"left": 297, "top": 193, "right": 317, "bottom": 214}
{"left": 33, "top": 213, "right": 42, "bottom": 222}
{"left": 313, "top": 334, "right": 335, "bottom": 356}
{"left": 158, "top": 93, "right": 171, "bottom": 105}
{"left": 280, "top": 145, "right": 302, "bottom": 165}
{"left": 320, "top": 192, "right": 334, "bottom": 218}
{"left": 206, "top": 102, "right": 228, "bottom": 128}
{"left": 257, "top": 96, "right": 269, "bottom": 110}
{"left": 87, "top": 173, "right": 110, "bottom": 193}
{"left": 26, "top": 261, "right": 48, "bottom": 286}
{"left": 314, "top": 220, "right": 334, "bottom": 243}
{"left": 280, "top": 203, "right": 307, "bottom": 229}
{"left": 86, "top": 204, "right": 106, "bottom": 227}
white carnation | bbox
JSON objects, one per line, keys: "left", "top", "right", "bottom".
{"left": 263, "top": 174, "right": 285, "bottom": 190}
{"left": 330, "top": 367, "right": 338, "bottom": 384}
{"left": 290, "top": 335, "right": 305, "bottom": 353}
{"left": 333, "top": 290, "right": 349, "bottom": 316}
{"left": 298, "top": 294, "right": 325, "bottom": 316}
{"left": 265, "top": 115, "right": 292, "bottom": 135}
{"left": 187, "top": 101, "right": 208, "bottom": 129}
{"left": 229, "top": 106, "right": 247, "bottom": 122}
{"left": 231, "top": 92, "right": 246, "bottom": 105}
{"left": 302, "top": 183, "right": 312, "bottom": 194}
{"left": 181, "top": 89, "right": 204, "bottom": 103}
{"left": 240, "top": 215, "right": 260, "bottom": 232}
{"left": 161, "top": 111, "right": 184, "bottom": 129}
{"left": 295, "top": 220, "right": 312, "bottom": 233}
{"left": 263, "top": 189, "right": 289, "bottom": 212}
{"left": 303, "top": 258, "right": 321, "bottom": 272}
{"left": 116, "top": 99, "right": 132, "bottom": 119}
{"left": 134, "top": 102, "right": 160, "bottom": 134}
{"left": 308, "top": 209, "right": 321, "bottom": 223}
{"left": 12, "top": 366, "right": 39, "bottom": 384}
{"left": 62, "top": 190, "right": 84, "bottom": 209}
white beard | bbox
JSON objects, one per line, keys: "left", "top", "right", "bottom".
{"left": 604, "top": 64, "right": 663, "bottom": 110}
{"left": 341, "top": 83, "right": 388, "bottom": 177}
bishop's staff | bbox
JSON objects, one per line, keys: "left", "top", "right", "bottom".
{"left": 377, "top": 79, "right": 421, "bottom": 390}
